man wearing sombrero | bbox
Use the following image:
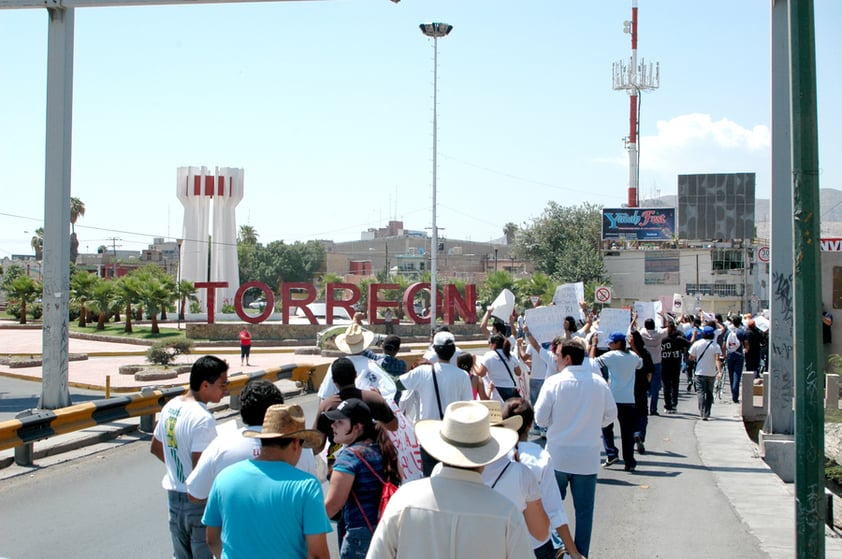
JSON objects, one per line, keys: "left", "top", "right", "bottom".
{"left": 366, "top": 401, "right": 532, "bottom": 558}
{"left": 202, "top": 404, "right": 332, "bottom": 559}
{"left": 317, "top": 322, "right": 397, "bottom": 402}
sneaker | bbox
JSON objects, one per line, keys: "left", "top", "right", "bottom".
{"left": 602, "top": 456, "right": 619, "bottom": 467}
{"left": 702, "top": 416, "right": 709, "bottom": 421}
{"left": 635, "top": 435, "right": 646, "bottom": 454}
{"left": 668, "top": 408, "right": 677, "bottom": 415}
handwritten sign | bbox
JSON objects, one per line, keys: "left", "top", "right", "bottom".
{"left": 387, "top": 403, "right": 423, "bottom": 482}
{"left": 524, "top": 306, "right": 567, "bottom": 344}
{"left": 594, "top": 308, "right": 631, "bottom": 348}
{"left": 552, "top": 282, "right": 585, "bottom": 322}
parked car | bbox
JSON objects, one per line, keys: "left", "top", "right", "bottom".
{"left": 290, "top": 303, "right": 353, "bottom": 325}
{"left": 247, "top": 298, "right": 266, "bottom": 309}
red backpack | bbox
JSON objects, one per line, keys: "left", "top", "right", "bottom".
{"left": 348, "top": 447, "right": 399, "bottom": 531}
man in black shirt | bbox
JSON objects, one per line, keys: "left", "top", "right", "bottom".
{"left": 661, "top": 321, "right": 690, "bottom": 414}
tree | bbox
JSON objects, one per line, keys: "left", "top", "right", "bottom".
{"left": 503, "top": 222, "right": 519, "bottom": 245}
{"left": 88, "top": 279, "right": 114, "bottom": 330}
{"left": 69, "top": 197, "right": 85, "bottom": 263}
{"left": 238, "top": 225, "right": 258, "bottom": 245}
{"left": 138, "top": 276, "right": 172, "bottom": 334}
{"left": 478, "top": 271, "right": 516, "bottom": 311}
{"left": 515, "top": 201, "right": 605, "bottom": 285}
{"left": 70, "top": 270, "right": 99, "bottom": 327}
{"left": 31, "top": 227, "right": 44, "bottom": 260}
{"left": 114, "top": 275, "right": 143, "bottom": 333}
{"left": 6, "top": 275, "right": 41, "bottom": 324}
{"left": 514, "top": 272, "right": 556, "bottom": 308}
{"left": 177, "top": 280, "right": 198, "bottom": 321}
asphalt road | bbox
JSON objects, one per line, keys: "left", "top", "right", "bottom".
{"left": 0, "top": 387, "right": 770, "bottom": 559}
{"left": 0, "top": 376, "right": 105, "bottom": 422}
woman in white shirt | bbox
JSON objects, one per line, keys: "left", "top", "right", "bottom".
{"left": 475, "top": 333, "right": 522, "bottom": 401}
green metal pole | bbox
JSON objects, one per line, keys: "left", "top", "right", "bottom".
{"left": 790, "top": 1, "right": 823, "bottom": 557}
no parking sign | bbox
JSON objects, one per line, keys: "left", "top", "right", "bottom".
{"left": 595, "top": 286, "right": 612, "bottom": 304}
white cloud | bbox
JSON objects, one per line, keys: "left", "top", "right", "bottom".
{"left": 637, "top": 113, "right": 771, "bottom": 196}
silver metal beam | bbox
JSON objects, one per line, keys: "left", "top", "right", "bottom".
{"left": 39, "top": 5, "right": 74, "bottom": 410}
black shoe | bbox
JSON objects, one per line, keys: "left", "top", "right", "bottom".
{"left": 624, "top": 465, "right": 636, "bottom": 472}
{"left": 602, "top": 456, "right": 619, "bottom": 467}
{"left": 649, "top": 410, "right": 660, "bottom": 416}
{"left": 668, "top": 409, "right": 677, "bottom": 414}
{"left": 635, "top": 435, "right": 646, "bottom": 454}
{"left": 686, "top": 382, "right": 693, "bottom": 391}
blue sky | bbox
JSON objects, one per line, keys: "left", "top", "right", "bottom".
{"left": 1, "top": 0, "right": 840, "bottom": 258}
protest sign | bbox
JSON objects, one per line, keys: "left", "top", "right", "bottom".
{"left": 524, "top": 306, "right": 567, "bottom": 344}
{"left": 634, "top": 300, "right": 663, "bottom": 328}
{"left": 595, "top": 308, "right": 631, "bottom": 348}
{"left": 552, "top": 282, "right": 585, "bottom": 322}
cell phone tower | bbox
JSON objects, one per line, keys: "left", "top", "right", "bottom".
{"left": 612, "top": 0, "right": 659, "bottom": 208}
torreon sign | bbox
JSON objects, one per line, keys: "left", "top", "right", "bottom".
{"left": 194, "top": 281, "right": 479, "bottom": 326}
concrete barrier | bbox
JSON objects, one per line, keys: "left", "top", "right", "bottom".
{"left": 827, "top": 374, "right": 840, "bottom": 411}
{"left": 0, "top": 363, "right": 319, "bottom": 461}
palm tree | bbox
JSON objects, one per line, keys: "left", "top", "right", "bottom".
{"left": 139, "top": 277, "right": 173, "bottom": 335}
{"left": 31, "top": 227, "right": 44, "bottom": 260}
{"left": 70, "top": 270, "right": 98, "bottom": 327}
{"left": 503, "top": 222, "right": 518, "bottom": 245}
{"left": 6, "top": 275, "right": 41, "bottom": 325}
{"left": 69, "top": 197, "right": 85, "bottom": 263}
{"left": 238, "top": 225, "right": 258, "bottom": 245}
{"left": 114, "top": 275, "right": 143, "bottom": 333}
{"left": 177, "top": 280, "right": 198, "bottom": 321}
{"left": 88, "top": 279, "right": 114, "bottom": 330}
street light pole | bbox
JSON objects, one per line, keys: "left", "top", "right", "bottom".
{"left": 420, "top": 22, "right": 452, "bottom": 335}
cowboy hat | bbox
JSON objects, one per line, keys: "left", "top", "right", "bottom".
{"left": 243, "top": 404, "right": 325, "bottom": 449}
{"left": 475, "top": 400, "right": 522, "bottom": 432}
{"left": 414, "top": 401, "right": 518, "bottom": 468}
{"left": 335, "top": 323, "right": 376, "bottom": 355}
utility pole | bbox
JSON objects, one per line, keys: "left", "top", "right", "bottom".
{"left": 106, "top": 237, "right": 122, "bottom": 278}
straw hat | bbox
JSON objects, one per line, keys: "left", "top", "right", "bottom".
{"left": 475, "top": 400, "right": 522, "bottom": 431}
{"left": 335, "top": 323, "right": 376, "bottom": 355}
{"left": 243, "top": 404, "right": 325, "bottom": 449}
{"left": 414, "top": 401, "right": 518, "bottom": 468}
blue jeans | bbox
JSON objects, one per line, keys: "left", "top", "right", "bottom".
{"left": 167, "top": 490, "right": 211, "bottom": 559}
{"left": 649, "top": 362, "right": 663, "bottom": 413}
{"left": 529, "top": 377, "right": 545, "bottom": 407}
{"left": 341, "top": 526, "right": 373, "bottom": 559}
{"left": 695, "top": 375, "right": 717, "bottom": 418}
{"left": 727, "top": 352, "right": 744, "bottom": 402}
{"left": 554, "top": 471, "right": 597, "bottom": 558}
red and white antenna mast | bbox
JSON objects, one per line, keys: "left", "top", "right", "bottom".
{"left": 612, "top": 0, "right": 659, "bottom": 208}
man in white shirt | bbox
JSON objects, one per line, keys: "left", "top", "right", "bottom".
{"left": 689, "top": 326, "right": 723, "bottom": 420}
{"left": 150, "top": 355, "right": 229, "bottom": 559}
{"left": 186, "top": 380, "right": 318, "bottom": 502}
{"left": 366, "top": 401, "right": 532, "bottom": 559}
{"left": 535, "top": 338, "right": 617, "bottom": 558}
{"left": 397, "top": 331, "right": 473, "bottom": 475}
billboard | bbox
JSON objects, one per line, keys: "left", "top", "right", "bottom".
{"left": 644, "top": 250, "right": 680, "bottom": 285}
{"left": 677, "top": 173, "right": 755, "bottom": 240}
{"left": 602, "top": 208, "right": 675, "bottom": 240}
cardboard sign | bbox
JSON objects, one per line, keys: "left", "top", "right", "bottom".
{"left": 524, "top": 306, "right": 567, "bottom": 344}
{"left": 552, "top": 282, "right": 585, "bottom": 322}
{"left": 634, "top": 300, "right": 663, "bottom": 328}
{"left": 594, "top": 308, "right": 631, "bottom": 348}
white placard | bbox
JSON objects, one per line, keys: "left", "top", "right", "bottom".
{"left": 672, "top": 293, "right": 684, "bottom": 314}
{"left": 386, "top": 402, "right": 423, "bottom": 482}
{"left": 490, "top": 289, "right": 515, "bottom": 322}
{"left": 552, "top": 282, "right": 585, "bottom": 322}
{"left": 634, "top": 300, "right": 663, "bottom": 328}
{"left": 594, "top": 308, "right": 632, "bottom": 348}
{"left": 524, "top": 306, "right": 567, "bottom": 344}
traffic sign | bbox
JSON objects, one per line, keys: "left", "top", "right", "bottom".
{"left": 595, "top": 286, "right": 612, "bottom": 304}
{"left": 529, "top": 295, "right": 540, "bottom": 307}
{"left": 757, "top": 246, "right": 770, "bottom": 263}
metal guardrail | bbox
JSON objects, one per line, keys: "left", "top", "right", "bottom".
{"left": 0, "top": 363, "right": 320, "bottom": 460}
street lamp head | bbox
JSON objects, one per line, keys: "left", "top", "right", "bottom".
{"left": 420, "top": 22, "right": 453, "bottom": 38}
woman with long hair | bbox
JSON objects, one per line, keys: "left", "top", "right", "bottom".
{"left": 324, "top": 399, "right": 401, "bottom": 558}
{"left": 475, "top": 333, "right": 522, "bottom": 401}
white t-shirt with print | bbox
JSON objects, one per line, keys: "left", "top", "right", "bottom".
{"left": 154, "top": 396, "right": 217, "bottom": 493}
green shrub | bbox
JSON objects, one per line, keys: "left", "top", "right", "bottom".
{"left": 146, "top": 339, "right": 194, "bottom": 367}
